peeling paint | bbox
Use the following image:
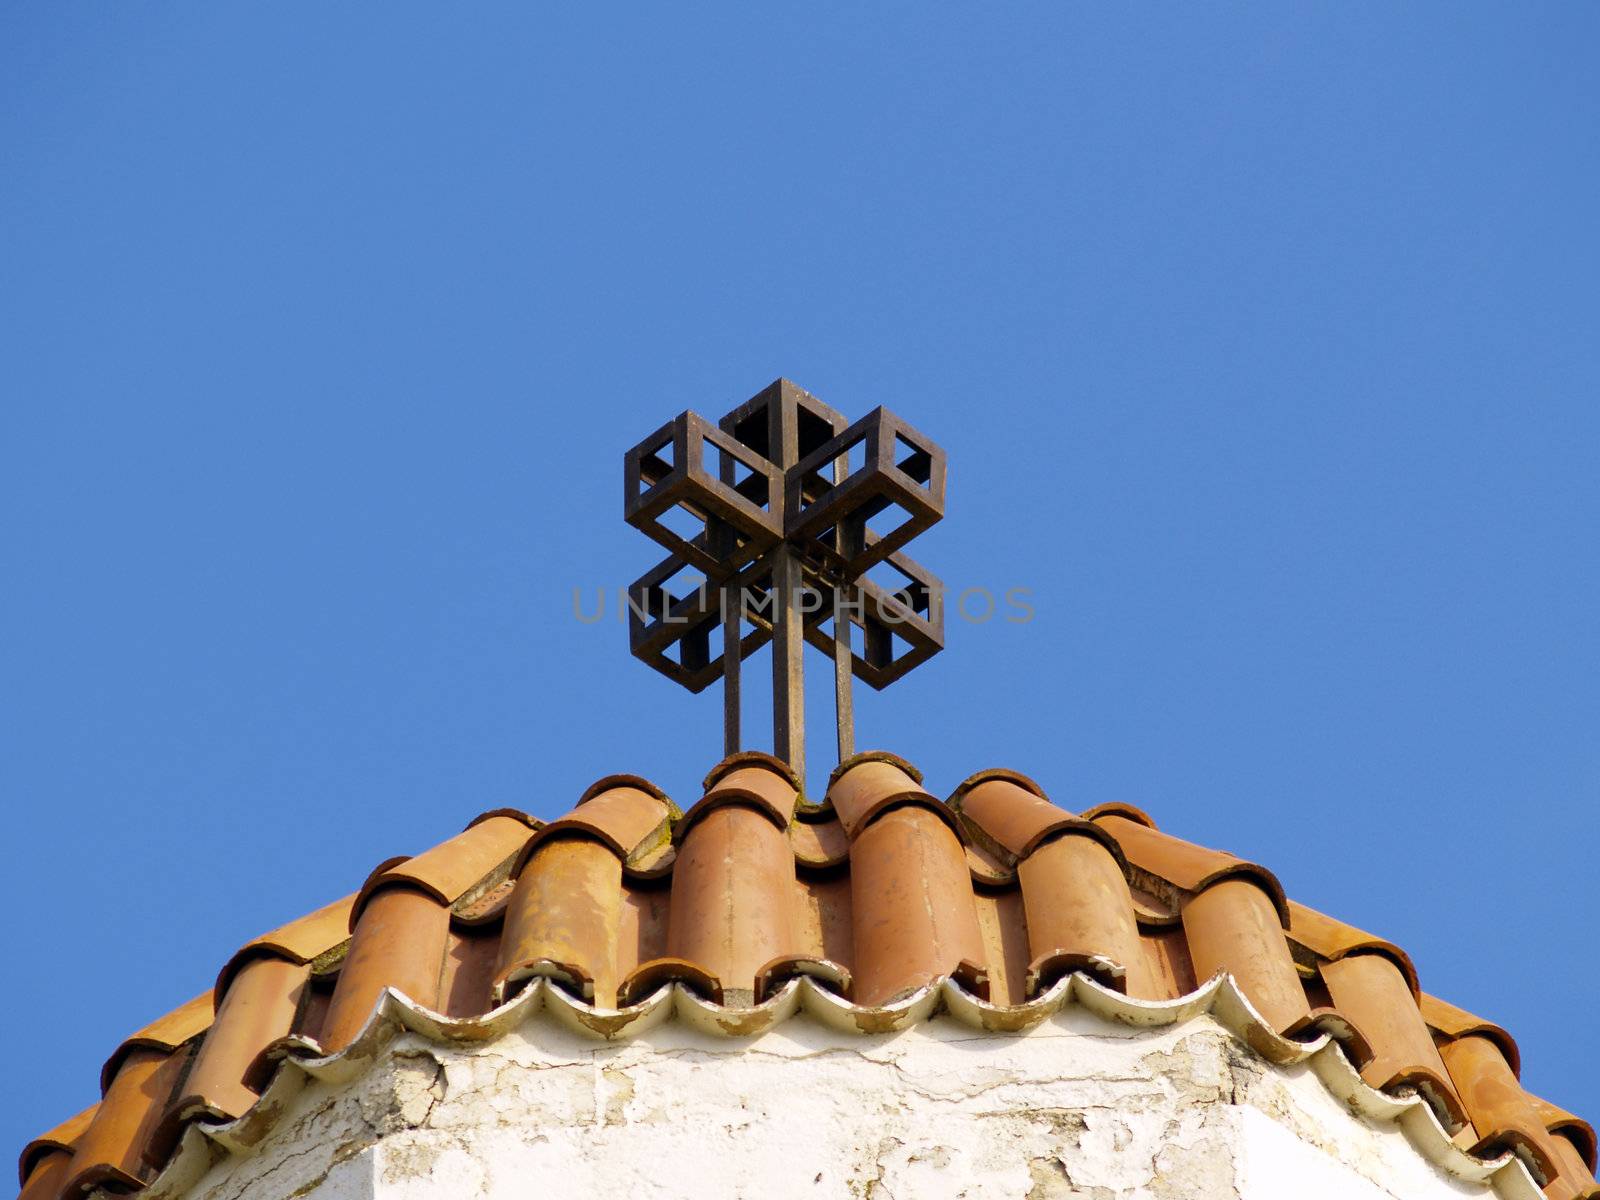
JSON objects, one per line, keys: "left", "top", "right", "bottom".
{"left": 121, "top": 972, "right": 1549, "bottom": 1200}
{"left": 157, "top": 1013, "right": 1539, "bottom": 1200}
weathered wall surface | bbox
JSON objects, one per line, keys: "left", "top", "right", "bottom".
{"left": 183, "top": 1011, "right": 1496, "bottom": 1200}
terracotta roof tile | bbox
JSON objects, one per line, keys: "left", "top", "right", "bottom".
{"left": 831, "top": 759, "right": 987, "bottom": 1005}
{"left": 438, "top": 924, "right": 501, "bottom": 1019}
{"left": 789, "top": 872, "right": 852, "bottom": 978}
{"left": 64, "top": 1047, "right": 190, "bottom": 1196}
{"left": 825, "top": 749, "right": 923, "bottom": 792}
{"left": 667, "top": 797, "right": 799, "bottom": 1004}
{"left": 353, "top": 813, "right": 536, "bottom": 921}
{"left": 702, "top": 750, "right": 803, "bottom": 794}
{"left": 1017, "top": 831, "right": 1151, "bottom": 998}
{"left": 156, "top": 957, "right": 309, "bottom": 1148}
{"left": 789, "top": 814, "right": 849, "bottom": 869}
{"left": 686, "top": 758, "right": 799, "bottom": 834}
{"left": 98, "top": 993, "right": 211, "bottom": 1095}
{"left": 17, "top": 1106, "right": 94, "bottom": 1190}
{"left": 1080, "top": 800, "right": 1158, "bottom": 826}
{"left": 17, "top": 759, "right": 1597, "bottom": 1200}
{"left": 1140, "top": 923, "right": 1198, "bottom": 1000}
{"left": 1183, "top": 876, "right": 1310, "bottom": 1034}
{"left": 1320, "top": 952, "right": 1469, "bottom": 1130}
{"left": 1288, "top": 899, "right": 1420, "bottom": 997}
{"left": 952, "top": 771, "right": 1121, "bottom": 865}
{"left": 497, "top": 837, "right": 625, "bottom": 1005}
{"left": 16, "top": 1153, "right": 69, "bottom": 1200}
{"left": 1443, "top": 1033, "right": 1576, "bottom": 1192}
{"left": 212, "top": 893, "right": 356, "bottom": 1003}
{"left": 1422, "top": 991, "right": 1524, "bottom": 1075}
{"left": 963, "top": 838, "right": 1013, "bottom": 886}
{"left": 1531, "top": 1099, "right": 1599, "bottom": 1172}
{"left": 1091, "top": 812, "right": 1292, "bottom": 927}
{"left": 521, "top": 776, "right": 676, "bottom": 865}
{"left": 321, "top": 884, "right": 451, "bottom": 1053}
{"left": 827, "top": 756, "right": 951, "bottom": 838}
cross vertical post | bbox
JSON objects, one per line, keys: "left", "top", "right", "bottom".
{"left": 832, "top": 454, "right": 855, "bottom": 762}
{"left": 721, "top": 584, "right": 741, "bottom": 757}
{"left": 770, "top": 544, "right": 806, "bottom": 783}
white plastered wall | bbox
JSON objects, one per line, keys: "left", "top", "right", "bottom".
{"left": 171, "top": 1011, "right": 1507, "bottom": 1200}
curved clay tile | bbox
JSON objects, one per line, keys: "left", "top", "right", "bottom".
{"left": 518, "top": 778, "right": 675, "bottom": 865}
{"left": 213, "top": 894, "right": 355, "bottom": 1004}
{"left": 949, "top": 766, "right": 1047, "bottom": 805}
{"left": 1440, "top": 1033, "right": 1578, "bottom": 1193}
{"left": 438, "top": 924, "right": 501, "bottom": 1018}
{"left": 790, "top": 815, "right": 849, "bottom": 868}
{"left": 1100, "top": 819, "right": 1286, "bottom": 928}
{"left": 965, "top": 888, "right": 1028, "bottom": 1005}
{"left": 1018, "top": 833, "right": 1154, "bottom": 999}
{"left": 1532, "top": 1097, "right": 1600, "bottom": 1172}
{"left": 155, "top": 957, "right": 309, "bottom": 1149}
{"left": 64, "top": 1046, "right": 189, "bottom": 1196}
{"left": 1094, "top": 814, "right": 1290, "bottom": 928}
{"left": 1545, "top": 1141, "right": 1600, "bottom": 1200}
{"left": 847, "top": 806, "right": 987, "bottom": 1006}
{"left": 319, "top": 884, "right": 450, "bottom": 1053}
{"left": 826, "top": 750, "right": 923, "bottom": 791}
{"left": 827, "top": 758, "right": 986, "bottom": 1006}
{"left": 963, "top": 841, "right": 1013, "bottom": 886}
{"left": 826, "top": 756, "right": 951, "bottom": 838}
{"left": 703, "top": 750, "right": 802, "bottom": 794}
{"left": 668, "top": 801, "right": 799, "bottom": 1004}
{"left": 98, "top": 993, "right": 212, "bottom": 1095}
{"left": 17, "top": 1151, "right": 69, "bottom": 1200}
{"left": 617, "top": 885, "right": 669, "bottom": 982}
{"left": 468, "top": 806, "right": 539, "bottom": 829}
{"left": 493, "top": 778, "right": 675, "bottom": 1006}
{"left": 1318, "top": 952, "right": 1467, "bottom": 1131}
{"left": 18, "top": 1105, "right": 95, "bottom": 1193}
{"left": 495, "top": 837, "right": 623, "bottom": 1004}
{"left": 755, "top": 955, "right": 852, "bottom": 1002}
{"left": 951, "top": 773, "right": 1122, "bottom": 865}
{"left": 623, "top": 839, "right": 677, "bottom": 880}
{"left": 352, "top": 813, "right": 535, "bottom": 919}
{"left": 618, "top": 956, "right": 723, "bottom": 1005}
{"left": 1181, "top": 877, "right": 1310, "bottom": 1035}
{"left": 689, "top": 760, "right": 799, "bottom": 831}
{"left": 1421, "top": 993, "right": 1522, "bottom": 1078}
{"left": 790, "top": 870, "right": 853, "bottom": 979}
{"left": 453, "top": 878, "right": 514, "bottom": 925}
{"left": 1080, "top": 801, "right": 1157, "bottom": 827}
{"left": 947, "top": 770, "right": 1148, "bottom": 998}
{"left": 291, "top": 976, "right": 334, "bottom": 1046}
{"left": 1287, "top": 900, "right": 1419, "bottom": 997}
{"left": 1140, "top": 925, "right": 1197, "bottom": 1000}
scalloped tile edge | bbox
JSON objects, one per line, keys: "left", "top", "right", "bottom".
{"left": 123, "top": 973, "right": 1541, "bottom": 1200}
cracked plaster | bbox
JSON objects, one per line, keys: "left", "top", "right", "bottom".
{"left": 171, "top": 1011, "right": 1507, "bottom": 1200}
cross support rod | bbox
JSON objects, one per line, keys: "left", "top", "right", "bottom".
{"left": 833, "top": 590, "right": 854, "bottom": 763}
{"left": 721, "top": 585, "right": 741, "bottom": 757}
{"left": 771, "top": 544, "right": 805, "bottom": 784}
{"left": 832, "top": 453, "right": 854, "bottom": 763}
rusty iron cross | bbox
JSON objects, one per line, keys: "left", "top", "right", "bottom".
{"left": 623, "top": 379, "right": 948, "bottom": 784}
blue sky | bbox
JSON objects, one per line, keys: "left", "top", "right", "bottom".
{"left": 3, "top": 2, "right": 1597, "bottom": 1168}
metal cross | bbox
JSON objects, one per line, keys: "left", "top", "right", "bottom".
{"left": 623, "top": 379, "right": 947, "bottom": 785}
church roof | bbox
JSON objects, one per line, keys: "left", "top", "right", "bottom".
{"left": 18, "top": 752, "right": 1598, "bottom": 1200}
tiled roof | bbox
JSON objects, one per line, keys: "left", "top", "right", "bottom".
{"left": 17, "top": 753, "right": 1598, "bottom": 1200}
